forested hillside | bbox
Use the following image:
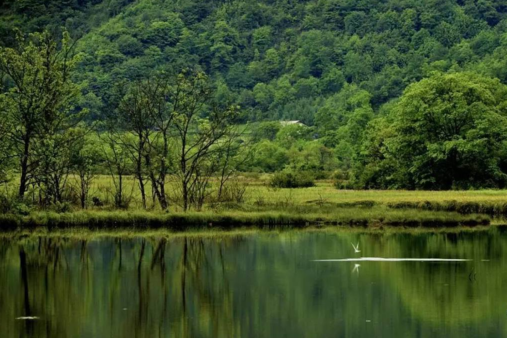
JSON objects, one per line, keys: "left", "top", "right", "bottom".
{"left": 2, "top": 0, "right": 507, "bottom": 120}
{"left": 2, "top": 0, "right": 507, "bottom": 190}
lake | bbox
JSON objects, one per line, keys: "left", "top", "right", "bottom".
{"left": 1, "top": 228, "right": 506, "bottom": 337}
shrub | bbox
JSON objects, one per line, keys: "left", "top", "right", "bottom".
{"left": 51, "top": 202, "right": 72, "bottom": 213}
{"left": 218, "top": 180, "right": 248, "bottom": 204}
{"left": 0, "top": 195, "right": 31, "bottom": 215}
{"left": 0, "top": 195, "right": 11, "bottom": 213}
{"left": 269, "top": 171, "right": 315, "bottom": 188}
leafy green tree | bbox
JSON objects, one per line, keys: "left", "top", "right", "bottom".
{"left": 363, "top": 72, "right": 507, "bottom": 189}
{"left": 252, "top": 83, "right": 274, "bottom": 111}
{"left": 293, "top": 76, "right": 320, "bottom": 98}
{"left": 116, "top": 35, "right": 143, "bottom": 57}
{"left": 286, "top": 141, "right": 337, "bottom": 173}
{"left": 320, "top": 68, "right": 345, "bottom": 95}
{"left": 0, "top": 100, "right": 12, "bottom": 186}
{"left": 251, "top": 122, "right": 281, "bottom": 142}
{"left": 142, "top": 16, "right": 184, "bottom": 48}
{"left": 0, "top": 30, "right": 83, "bottom": 200}
{"left": 252, "top": 26, "right": 272, "bottom": 52}
{"left": 171, "top": 70, "right": 240, "bottom": 211}
{"left": 71, "top": 130, "right": 103, "bottom": 209}
{"left": 251, "top": 140, "right": 287, "bottom": 172}
{"left": 344, "top": 11, "right": 368, "bottom": 35}
{"left": 226, "top": 63, "right": 253, "bottom": 89}
{"left": 210, "top": 20, "right": 242, "bottom": 73}
{"left": 273, "top": 75, "right": 294, "bottom": 107}
{"left": 315, "top": 84, "right": 373, "bottom": 147}
{"left": 354, "top": 117, "right": 401, "bottom": 189}
{"left": 275, "top": 124, "right": 314, "bottom": 148}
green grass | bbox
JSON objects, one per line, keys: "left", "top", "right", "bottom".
{"left": 6, "top": 175, "right": 507, "bottom": 211}
{"left": 2, "top": 176, "right": 506, "bottom": 230}
{"left": 0, "top": 207, "right": 491, "bottom": 230}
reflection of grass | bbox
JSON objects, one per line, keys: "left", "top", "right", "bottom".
{"left": 0, "top": 224, "right": 496, "bottom": 241}
{"left": 0, "top": 207, "right": 490, "bottom": 230}
{"left": 0, "top": 227, "right": 262, "bottom": 240}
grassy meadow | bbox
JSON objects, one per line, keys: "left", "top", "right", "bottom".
{"left": 11, "top": 174, "right": 507, "bottom": 209}
{"left": 2, "top": 175, "right": 507, "bottom": 229}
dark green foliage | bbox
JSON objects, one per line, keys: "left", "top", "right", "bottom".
{"left": 269, "top": 171, "right": 315, "bottom": 189}
{"left": 2, "top": 0, "right": 507, "bottom": 124}
{"left": 387, "top": 200, "right": 507, "bottom": 216}
{"left": 0, "top": 195, "right": 31, "bottom": 216}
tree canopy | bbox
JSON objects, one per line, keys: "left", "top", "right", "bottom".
{"left": 357, "top": 72, "right": 507, "bottom": 189}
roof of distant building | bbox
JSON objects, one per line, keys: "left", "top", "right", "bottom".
{"left": 280, "top": 120, "right": 306, "bottom": 127}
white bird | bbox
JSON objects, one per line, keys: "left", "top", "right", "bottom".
{"left": 351, "top": 242, "right": 360, "bottom": 253}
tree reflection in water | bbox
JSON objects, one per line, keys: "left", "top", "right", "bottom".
{"left": 1, "top": 230, "right": 507, "bottom": 338}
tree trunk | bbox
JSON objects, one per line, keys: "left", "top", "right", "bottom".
{"left": 159, "top": 181, "right": 168, "bottom": 210}
{"left": 80, "top": 175, "right": 86, "bottom": 209}
{"left": 182, "top": 180, "right": 188, "bottom": 212}
{"left": 137, "top": 140, "right": 147, "bottom": 209}
{"left": 18, "top": 138, "right": 30, "bottom": 199}
{"left": 138, "top": 173, "right": 147, "bottom": 210}
{"left": 116, "top": 174, "right": 123, "bottom": 208}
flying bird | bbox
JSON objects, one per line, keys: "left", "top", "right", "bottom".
{"left": 351, "top": 242, "right": 360, "bottom": 253}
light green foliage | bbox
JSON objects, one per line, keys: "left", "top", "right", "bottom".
{"left": 286, "top": 141, "right": 337, "bottom": 173}
{"left": 315, "top": 84, "right": 374, "bottom": 147}
{"left": 275, "top": 124, "right": 313, "bottom": 148}
{"left": 355, "top": 117, "right": 400, "bottom": 189}
{"left": 0, "top": 30, "right": 85, "bottom": 201}
{"left": 269, "top": 170, "right": 315, "bottom": 188}
{"left": 251, "top": 122, "right": 281, "bottom": 142}
{"left": 251, "top": 140, "right": 288, "bottom": 173}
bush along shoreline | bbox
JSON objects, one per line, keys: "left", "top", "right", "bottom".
{"left": 0, "top": 209, "right": 490, "bottom": 231}
{"left": 386, "top": 200, "right": 507, "bottom": 216}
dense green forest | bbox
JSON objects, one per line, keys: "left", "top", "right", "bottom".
{"left": 2, "top": 0, "right": 507, "bottom": 199}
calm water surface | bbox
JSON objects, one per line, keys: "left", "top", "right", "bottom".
{"left": 1, "top": 229, "right": 506, "bottom": 338}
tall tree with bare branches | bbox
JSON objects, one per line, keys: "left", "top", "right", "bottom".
{"left": 171, "top": 70, "right": 239, "bottom": 211}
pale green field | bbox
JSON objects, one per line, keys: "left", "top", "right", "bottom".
{"left": 249, "top": 183, "right": 507, "bottom": 204}
{"left": 2, "top": 175, "right": 506, "bottom": 229}
{"left": 7, "top": 175, "right": 507, "bottom": 211}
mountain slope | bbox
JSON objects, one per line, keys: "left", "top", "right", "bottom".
{"left": 2, "top": 0, "right": 507, "bottom": 127}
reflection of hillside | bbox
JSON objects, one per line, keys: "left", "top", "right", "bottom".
{"left": 372, "top": 232, "right": 507, "bottom": 326}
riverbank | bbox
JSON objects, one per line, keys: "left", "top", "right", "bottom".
{"left": 4, "top": 180, "right": 507, "bottom": 230}
{"left": 0, "top": 207, "right": 491, "bottom": 230}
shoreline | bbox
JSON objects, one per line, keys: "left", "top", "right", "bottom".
{"left": 0, "top": 208, "right": 491, "bottom": 230}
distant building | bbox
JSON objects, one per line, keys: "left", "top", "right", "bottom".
{"left": 280, "top": 120, "right": 306, "bottom": 127}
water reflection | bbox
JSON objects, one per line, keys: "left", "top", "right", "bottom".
{"left": 1, "top": 229, "right": 507, "bottom": 337}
